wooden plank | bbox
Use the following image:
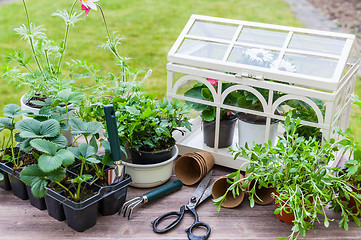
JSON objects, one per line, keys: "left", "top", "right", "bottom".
{"left": 0, "top": 166, "right": 360, "bottom": 239}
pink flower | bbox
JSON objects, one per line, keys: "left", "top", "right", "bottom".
{"left": 80, "top": 0, "right": 99, "bottom": 17}
{"left": 206, "top": 78, "right": 218, "bottom": 87}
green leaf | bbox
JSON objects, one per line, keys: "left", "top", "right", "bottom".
{"left": 0, "top": 173, "right": 4, "bottom": 181}
{"left": 324, "top": 217, "right": 329, "bottom": 228}
{"left": 86, "top": 121, "right": 102, "bottom": 135}
{"left": 16, "top": 119, "right": 41, "bottom": 137}
{"left": 20, "top": 164, "right": 45, "bottom": 185}
{"left": 0, "top": 117, "right": 13, "bottom": 130}
{"left": 56, "top": 149, "right": 75, "bottom": 167}
{"left": 30, "top": 139, "right": 57, "bottom": 155}
{"left": 353, "top": 216, "right": 361, "bottom": 227}
{"left": 47, "top": 168, "right": 66, "bottom": 182}
{"left": 31, "top": 178, "right": 48, "bottom": 198}
{"left": 86, "top": 157, "right": 100, "bottom": 164}
{"left": 3, "top": 104, "right": 23, "bottom": 118}
{"left": 39, "top": 119, "right": 60, "bottom": 138}
{"left": 78, "top": 143, "right": 96, "bottom": 158}
{"left": 48, "top": 135, "right": 68, "bottom": 149}
{"left": 89, "top": 135, "right": 98, "bottom": 153}
{"left": 68, "top": 118, "right": 87, "bottom": 135}
{"left": 38, "top": 154, "right": 62, "bottom": 172}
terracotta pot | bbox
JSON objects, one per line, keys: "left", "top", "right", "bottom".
{"left": 274, "top": 192, "right": 313, "bottom": 225}
{"left": 341, "top": 185, "right": 361, "bottom": 217}
{"left": 245, "top": 173, "right": 275, "bottom": 205}
{"left": 211, "top": 174, "right": 245, "bottom": 208}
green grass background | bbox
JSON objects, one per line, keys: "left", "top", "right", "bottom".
{"left": 0, "top": 0, "right": 360, "bottom": 139}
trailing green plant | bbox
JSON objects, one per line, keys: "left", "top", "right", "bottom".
{"left": 114, "top": 94, "right": 191, "bottom": 152}
{"left": 213, "top": 112, "right": 361, "bottom": 239}
{"left": 0, "top": 104, "right": 30, "bottom": 167}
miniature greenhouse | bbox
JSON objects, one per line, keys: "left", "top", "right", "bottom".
{"left": 168, "top": 15, "right": 361, "bottom": 170}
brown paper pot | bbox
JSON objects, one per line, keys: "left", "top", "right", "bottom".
{"left": 246, "top": 173, "right": 275, "bottom": 205}
{"left": 175, "top": 155, "right": 203, "bottom": 186}
{"left": 195, "top": 151, "right": 214, "bottom": 173}
{"left": 211, "top": 175, "right": 245, "bottom": 208}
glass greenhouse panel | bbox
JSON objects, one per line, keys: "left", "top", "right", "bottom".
{"left": 188, "top": 20, "right": 238, "bottom": 40}
{"left": 228, "top": 46, "right": 280, "bottom": 68}
{"left": 177, "top": 38, "right": 228, "bottom": 60}
{"left": 282, "top": 53, "right": 338, "bottom": 78}
{"left": 237, "top": 27, "right": 288, "bottom": 48}
{"left": 288, "top": 33, "right": 346, "bottom": 55}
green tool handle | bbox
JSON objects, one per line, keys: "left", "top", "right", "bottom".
{"left": 145, "top": 180, "right": 183, "bottom": 202}
{"left": 104, "top": 105, "right": 121, "bottom": 162}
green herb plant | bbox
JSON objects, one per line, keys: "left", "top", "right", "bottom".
{"left": 213, "top": 112, "right": 361, "bottom": 239}
{"left": 114, "top": 94, "right": 191, "bottom": 152}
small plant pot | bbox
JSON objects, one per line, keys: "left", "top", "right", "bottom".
{"left": 211, "top": 174, "right": 245, "bottom": 208}
{"left": 20, "top": 94, "right": 74, "bottom": 146}
{"left": 8, "top": 170, "right": 28, "bottom": 200}
{"left": 245, "top": 173, "right": 275, "bottom": 205}
{"left": 62, "top": 184, "right": 102, "bottom": 232}
{"left": 0, "top": 168, "right": 11, "bottom": 191}
{"left": 45, "top": 188, "right": 66, "bottom": 221}
{"left": 238, "top": 113, "right": 279, "bottom": 148}
{"left": 26, "top": 185, "right": 47, "bottom": 210}
{"left": 129, "top": 145, "right": 175, "bottom": 165}
{"left": 274, "top": 192, "right": 313, "bottom": 225}
{"left": 202, "top": 116, "right": 237, "bottom": 148}
{"left": 124, "top": 146, "right": 178, "bottom": 188}
{"left": 98, "top": 175, "right": 132, "bottom": 216}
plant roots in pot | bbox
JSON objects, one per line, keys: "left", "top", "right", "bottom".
{"left": 202, "top": 116, "right": 237, "bottom": 148}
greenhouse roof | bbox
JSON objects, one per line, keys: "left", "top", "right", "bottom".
{"left": 168, "top": 15, "right": 360, "bottom": 91}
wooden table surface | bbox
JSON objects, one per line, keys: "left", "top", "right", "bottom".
{"left": 1, "top": 165, "right": 361, "bottom": 240}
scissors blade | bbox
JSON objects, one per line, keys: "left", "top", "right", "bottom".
{"left": 187, "top": 170, "right": 213, "bottom": 208}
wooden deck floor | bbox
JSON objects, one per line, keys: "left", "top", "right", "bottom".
{"left": 1, "top": 165, "right": 361, "bottom": 240}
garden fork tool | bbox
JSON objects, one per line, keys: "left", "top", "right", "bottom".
{"left": 104, "top": 104, "right": 125, "bottom": 184}
{"left": 121, "top": 180, "right": 183, "bottom": 219}
{"left": 152, "top": 170, "right": 213, "bottom": 240}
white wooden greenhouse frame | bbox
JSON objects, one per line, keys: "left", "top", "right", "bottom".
{"left": 168, "top": 15, "right": 361, "bottom": 170}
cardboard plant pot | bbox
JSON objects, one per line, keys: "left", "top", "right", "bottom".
{"left": 174, "top": 151, "right": 214, "bottom": 186}
{"left": 246, "top": 173, "right": 275, "bottom": 205}
{"left": 202, "top": 116, "right": 237, "bottom": 148}
{"left": 211, "top": 174, "right": 245, "bottom": 208}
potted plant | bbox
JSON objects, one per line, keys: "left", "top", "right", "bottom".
{"left": 112, "top": 91, "right": 191, "bottom": 164}
{"left": 332, "top": 94, "right": 361, "bottom": 216}
{"left": 184, "top": 78, "right": 237, "bottom": 148}
{"left": 213, "top": 112, "right": 361, "bottom": 239}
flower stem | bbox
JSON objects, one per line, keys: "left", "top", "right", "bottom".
{"left": 57, "top": 0, "right": 78, "bottom": 74}
{"left": 21, "top": 0, "right": 43, "bottom": 72}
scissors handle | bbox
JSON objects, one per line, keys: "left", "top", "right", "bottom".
{"left": 152, "top": 205, "right": 185, "bottom": 233}
{"left": 185, "top": 207, "right": 211, "bottom": 240}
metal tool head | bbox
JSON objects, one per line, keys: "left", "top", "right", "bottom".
{"left": 120, "top": 196, "right": 146, "bottom": 220}
{"left": 186, "top": 170, "right": 213, "bottom": 209}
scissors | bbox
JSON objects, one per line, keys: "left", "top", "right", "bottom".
{"left": 152, "top": 170, "right": 213, "bottom": 240}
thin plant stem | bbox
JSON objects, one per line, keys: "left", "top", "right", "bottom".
{"left": 56, "top": 0, "right": 78, "bottom": 74}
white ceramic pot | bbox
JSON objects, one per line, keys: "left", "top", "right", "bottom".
{"left": 238, "top": 119, "right": 278, "bottom": 147}
{"left": 124, "top": 145, "right": 178, "bottom": 188}
{"left": 20, "top": 94, "right": 74, "bottom": 146}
